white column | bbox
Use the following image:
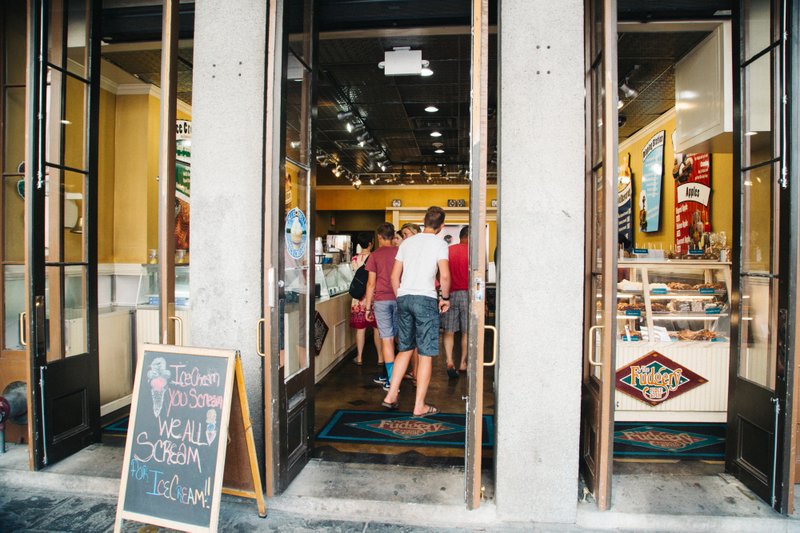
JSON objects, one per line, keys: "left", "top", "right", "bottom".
{"left": 496, "top": 0, "right": 585, "bottom": 523}
{"left": 190, "top": 0, "right": 267, "bottom": 458}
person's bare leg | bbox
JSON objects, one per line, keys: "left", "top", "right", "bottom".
{"left": 383, "top": 349, "right": 412, "bottom": 404}
{"left": 413, "top": 355, "right": 434, "bottom": 415}
{"left": 411, "top": 350, "right": 419, "bottom": 379}
{"left": 458, "top": 332, "right": 468, "bottom": 371}
{"left": 381, "top": 337, "right": 395, "bottom": 364}
{"left": 443, "top": 331, "right": 455, "bottom": 368}
{"left": 354, "top": 328, "right": 365, "bottom": 364}
{"left": 373, "top": 328, "right": 383, "bottom": 363}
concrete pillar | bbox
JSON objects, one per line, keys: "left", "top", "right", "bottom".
{"left": 496, "top": 0, "right": 585, "bottom": 523}
{"left": 190, "top": 1, "right": 267, "bottom": 460}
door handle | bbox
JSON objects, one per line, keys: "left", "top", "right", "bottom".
{"left": 483, "top": 324, "right": 497, "bottom": 367}
{"left": 19, "top": 312, "right": 27, "bottom": 346}
{"left": 168, "top": 316, "right": 184, "bottom": 345}
{"left": 256, "top": 318, "right": 266, "bottom": 357}
{"left": 588, "top": 325, "right": 603, "bottom": 367}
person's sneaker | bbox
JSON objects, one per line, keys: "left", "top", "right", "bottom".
{"left": 382, "top": 381, "right": 399, "bottom": 392}
{"left": 373, "top": 375, "right": 387, "bottom": 385}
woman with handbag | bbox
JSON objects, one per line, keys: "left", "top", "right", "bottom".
{"left": 350, "top": 232, "right": 382, "bottom": 365}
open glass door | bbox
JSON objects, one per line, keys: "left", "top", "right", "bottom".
{"left": 465, "top": 0, "right": 490, "bottom": 511}
{"left": 726, "top": 0, "right": 795, "bottom": 512}
{"left": 579, "top": 0, "right": 618, "bottom": 510}
{"left": 26, "top": 0, "right": 101, "bottom": 468}
{"left": 263, "top": 0, "right": 317, "bottom": 493}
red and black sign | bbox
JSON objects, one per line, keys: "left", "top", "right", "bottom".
{"left": 616, "top": 351, "right": 708, "bottom": 406}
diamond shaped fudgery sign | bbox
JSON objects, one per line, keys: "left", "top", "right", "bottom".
{"left": 615, "top": 350, "right": 708, "bottom": 406}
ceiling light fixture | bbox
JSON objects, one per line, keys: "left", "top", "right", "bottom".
{"left": 619, "top": 82, "right": 638, "bottom": 99}
{"left": 617, "top": 100, "right": 624, "bottom": 110}
{"left": 425, "top": 106, "right": 439, "bottom": 113}
{"left": 434, "top": 149, "right": 444, "bottom": 154}
{"left": 337, "top": 110, "right": 354, "bottom": 121}
{"left": 430, "top": 131, "right": 442, "bottom": 138}
{"left": 420, "top": 67, "right": 434, "bottom": 77}
{"left": 378, "top": 47, "right": 430, "bottom": 76}
{"left": 346, "top": 122, "right": 353, "bottom": 132}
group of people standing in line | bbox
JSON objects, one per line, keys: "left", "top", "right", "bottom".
{"left": 348, "top": 206, "right": 469, "bottom": 417}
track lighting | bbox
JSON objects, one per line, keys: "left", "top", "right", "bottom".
{"left": 337, "top": 110, "right": 354, "bottom": 121}
{"left": 357, "top": 131, "right": 372, "bottom": 143}
{"left": 333, "top": 165, "right": 343, "bottom": 178}
{"left": 619, "top": 83, "right": 638, "bottom": 99}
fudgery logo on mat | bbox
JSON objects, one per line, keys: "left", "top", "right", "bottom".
{"left": 616, "top": 351, "right": 707, "bottom": 406}
{"left": 347, "top": 417, "right": 463, "bottom": 440}
{"left": 614, "top": 426, "right": 723, "bottom": 453}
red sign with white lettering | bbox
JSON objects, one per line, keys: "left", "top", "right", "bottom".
{"left": 673, "top": 152, "right": 711, "bottom": 254}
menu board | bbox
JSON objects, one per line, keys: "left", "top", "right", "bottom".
{"left": 115, "top": 345, "right": 236, "bottom": 533}
{"left": 674, "top": 152, "right": 711, "bottom": 254}
{"left": 639, "top": 130, "right": 665, "bottom": 233}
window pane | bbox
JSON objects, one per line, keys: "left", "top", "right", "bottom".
{"left": 4, "top": 87, "right": 26, "bottom": 173}
{"left": 283, "top": 161, "right": 310, "bottom": 380}
{"left": 285, "top": 56, "right": 310, "bottom": 165}
{"left": 741, "top": 165, "right": 774, "bottom": 273}
{"left": 286, "top": 0, "right": 311, "bottom": 66}
{"left": 4, "top": 265, "right": 24, "bottom": 350}
{"left": 742, "top": 52, "right": 774, "bottom": 168}
{"left": 63, "top": 76, "right": 88, "bottom": 172}
{"left": 743, "top": 0, "right": 772, "bottom": 61}
{"left": 66, "top": 0, "right": 89, "bottom": 78}
{"left": 4, "top": 1, "right": 26, "bottom": 86}
{"left": 739, "top": 277, "right": 775, "bottom": 390}
{"left": 3, "top": 176, "right": 24, "bottom": 262}
{"left": 63, "top": 170, "right": 86, "bottom": 263}
{"left": 63, "top": 265, "right": 87, "bottom": 357}
{"left": 593, "top": 167, "right": 604, "bottom": 272}
{"left": 591, "top": 274, "right": 604, "bottom": 381}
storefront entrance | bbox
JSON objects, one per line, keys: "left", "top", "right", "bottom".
{"left": 261, "top": 0, "right": 496, "bottom": 508}
{"left": 580, "top": 0, "right": 799, "bottom": 514}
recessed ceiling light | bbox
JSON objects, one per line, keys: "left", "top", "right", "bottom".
{"left": 425, "top": 106, "right": 439, "bottom": 113}
{"left": 420, "top": 68, "right": 434, "bottom": 77}
{"left": 430, "top": 131, "right": 442, "bottom": 137}
{"left": 617, "top": 100, "right": 624, "bottom": 110}
{"left": 434, "top": 149, "right": 444, "bottom": 154}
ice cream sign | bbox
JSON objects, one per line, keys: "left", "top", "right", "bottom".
{"left": 285, "top": 207, "right": 307, "bottom": 260}
{"left": 615, "top": 351, "right": 708, "bottom": 406}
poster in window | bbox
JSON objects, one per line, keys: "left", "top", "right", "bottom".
{"left": 175, "top": 120, "right": 191, "bottom": 258}
{"left": 640, "top": 130, "right": 665, "bottom": 233}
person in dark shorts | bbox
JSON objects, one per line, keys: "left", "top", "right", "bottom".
{"left": 442, "top": 225, "right": 469, "bottom": 377}
{"left": 382, "top": 206, "right": 451, "bottom": 417}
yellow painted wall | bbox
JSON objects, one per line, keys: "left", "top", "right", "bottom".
{"left": 98, "top": 89, "right": 116, "bottom": 263}
{"left": 113, "top": 94, "right": 150, "bottom": 263}
{"left": 146, "top": 95, "right": 160, "bottom": 255}
{"left": 316, "top": 186, "right": 498, "bottom": 260}
{"left": 620, "top": 112, "right": 733, "bottom": 250}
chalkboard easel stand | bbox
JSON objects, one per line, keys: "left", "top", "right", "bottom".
{"left": 221, "top": 354, "right": 267, "bottom": 518}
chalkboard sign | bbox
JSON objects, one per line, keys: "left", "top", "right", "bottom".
{"left": 115, "top": 344, "right": 236, "bottom": 533}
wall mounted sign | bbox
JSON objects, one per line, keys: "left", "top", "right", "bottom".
{"left": 673, "top": 141, "right": 711, "bottom": 254}
{"left": 639, "top": 130, "right": 665, "bottom": 233}
{"left": 285, "top": 207, "right": 308, "bottom": 260}
{"left": 447, "top": 199, "right": 466, "bottom": 207}
{"left": 313, "top": 311, "right": 329, "bottom": 356}
{"left": 618, "top": 152, "right": 633, "bottom": 247}
{"left": 615, "top": 351, "right": 708, "bottom": 406}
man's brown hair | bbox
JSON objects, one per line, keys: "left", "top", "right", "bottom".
{"left": 376, "top": 222, "right": 396, "bottom": 241}
{"left": 424, "top": 206, "right": 446, "bottom": 230}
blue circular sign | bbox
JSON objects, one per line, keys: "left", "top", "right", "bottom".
{"left": 285, "top": 208, "right": 308, "bottom": 259}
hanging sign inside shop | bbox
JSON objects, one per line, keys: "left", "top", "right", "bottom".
{"left": 639, "top": 130, "right": 665, "bottom": 233}
{"left": 672, "top": 134, "right": 711, "bottom": 254}
{"left": 618, "top": 152, "right": 633, "bottom": 247}
{"left": 615, "top": 351, "right": 708, "bottom": 406}
{"left": 175, "top": 120, "right": 191, "bottom": 258}
{"left": 285, "top": 207, "right": 308, "bottom": 260}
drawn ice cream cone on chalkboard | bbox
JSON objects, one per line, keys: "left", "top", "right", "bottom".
{"left": 206, "top": 409, "right": 218, "bottom": 445}
{"left": 147, "top": 357, "right": 171, "bottom": 418}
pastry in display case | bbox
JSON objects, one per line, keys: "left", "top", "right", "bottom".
{"left": 616, "top": 260, "right": 731, "bottom": 343}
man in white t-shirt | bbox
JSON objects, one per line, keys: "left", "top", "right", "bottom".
{"left": 381, "top": 206, "right": 451, "bottom": 417}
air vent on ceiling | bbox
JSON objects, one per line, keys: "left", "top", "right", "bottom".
{"left": 410, "top": 117, "right": 456, "bottom": 130}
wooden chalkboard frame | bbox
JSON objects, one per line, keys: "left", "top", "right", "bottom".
{"left": 114, "top": 344, "right": 237, "bottom": 533}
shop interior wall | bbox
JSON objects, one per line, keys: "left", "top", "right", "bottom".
{"left": 316, "top": 185, "right": 498, "bottom": 257}
{"left": 620, "top": 110, "right": 733, "bottom": 250}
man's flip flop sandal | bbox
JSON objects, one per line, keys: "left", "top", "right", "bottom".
{"left": 381, "top": 400, "right": 399, "bottom": 410}
{"left": 414, "top": 405, "right": 439, "bottom": 418}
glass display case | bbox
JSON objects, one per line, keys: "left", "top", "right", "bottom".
{"left": 616, "top": 260, "right": 732, "bottom": 342}
{"left": 316, "top": 263, "right": 353, "bottom": 299}
{"left": 136, "top": 264, "right": 190, "bottom": 308}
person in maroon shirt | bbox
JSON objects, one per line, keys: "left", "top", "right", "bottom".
{"left": 442, "top": 226, "right": 469, "bottom": 377}
{"left": 364, "top": 223, "right": 399, "bottom": 388}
